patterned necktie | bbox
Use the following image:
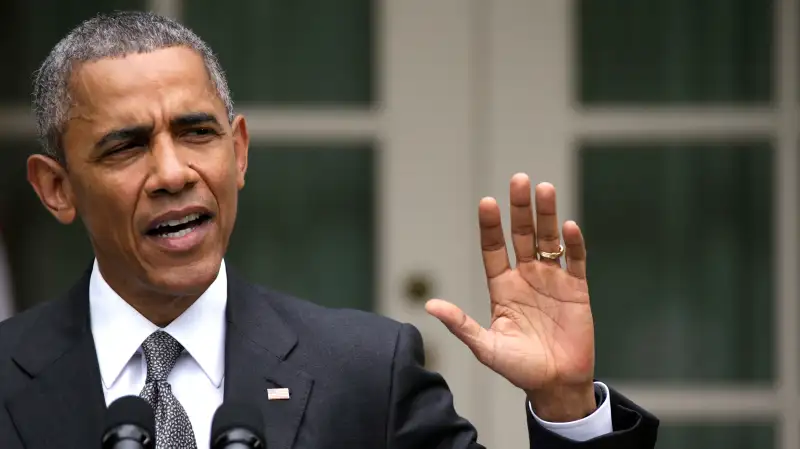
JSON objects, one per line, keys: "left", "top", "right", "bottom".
{"left": 139, "top": 330, "right": 198, "bottom": 449}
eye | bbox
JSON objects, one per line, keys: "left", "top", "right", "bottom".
{"left": 106, "top": 141, "right": 143, "bottom": 156}
{"left": 181, "top": 127, "right": 220, "bottom": 145}
{"left": 184, "top": 127, "right": 219, "bottom": 137}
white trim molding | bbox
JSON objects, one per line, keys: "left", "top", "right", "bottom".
{"left": 237, "top": 108, "right": 378, "bottom": 142}
{"left": 147, "top": 0, "right": 182, "bottom": 20}
{"left": 775, "top": 0, "right": 800, "bottom": 447}
{"left": 0, "top": 107, "right": 35, "bottom": 137}
{"left": 575, "top": 108, "right": 776, "bottom": 139}
{"left": 610, "top": 385, "right": 779, "bottom": 421}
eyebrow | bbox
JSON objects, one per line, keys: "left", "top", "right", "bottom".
{"left": 171, "top": 112, "right": 221, "bottom": 128}
{"left": 94, "top": 112, "right": 222, "bottom": 150}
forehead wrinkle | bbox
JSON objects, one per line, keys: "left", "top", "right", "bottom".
{"left": 71, "top": 83, "right": 218, "bottom": 136}
{"left": 75, "top": 74, "right": 219, "bottom": 123}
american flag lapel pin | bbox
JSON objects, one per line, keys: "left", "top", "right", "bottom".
{"left": 267, "top": 387, "right": 291, "bottom": 400}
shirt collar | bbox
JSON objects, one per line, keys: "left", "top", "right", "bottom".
{"left": 89, "top": 259, "right": 227, "bottom": 390}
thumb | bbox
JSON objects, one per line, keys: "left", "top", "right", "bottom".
{"left": 425, "top": 299, "right": 493, "bottom": 364}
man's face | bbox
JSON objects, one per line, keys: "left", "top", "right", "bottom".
{"left": 29, "top": 47, "right": 249, "bottom": 298}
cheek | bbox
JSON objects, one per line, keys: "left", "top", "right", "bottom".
{"left": 198, "top": 154, "right": 240, "bottom": 223}
{"left": 74, "top": 176, "right": 140, "bottom": 240}
{"left": 213, "top": 169, "right": 239, "bottom": 219}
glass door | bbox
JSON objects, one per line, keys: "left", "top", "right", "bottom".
{"left": 482, "top": 0, "right": 798, "bottom": 448}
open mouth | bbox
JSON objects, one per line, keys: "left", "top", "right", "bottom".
{"left": 146, "top": 212, "right": 212, "bottom": 239}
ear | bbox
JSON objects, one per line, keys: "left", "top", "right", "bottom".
{"left": 230, "top": 115, "right": 249, "bottom": 190}
{"left": 26, "top": 154, "right": 77, "bottom": 225}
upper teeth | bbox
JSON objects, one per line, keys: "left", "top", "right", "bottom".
{"left": 156, "top": 213, "right": 200, "bottom": 229}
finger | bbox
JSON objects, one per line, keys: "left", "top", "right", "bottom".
{"left": 479, "top": 197, "right": 511, "bottom": 279}
{"left": 509, "top": 173, "right": 536, "bottom": 263}
{"left": 534, "top": 182, "right": 562, "bottom": 267}
{"left": 425, "top": 299, "right": 493, "bottom": 364}
{"left": 563, "top": 220, "right": 587, "bottom": 279}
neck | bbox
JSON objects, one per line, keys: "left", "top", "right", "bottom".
{"left": 128, "top": 293, "right": 199, "bottom": 327}
{"left": 95, "top": 261, "right": 210, "bottom": 327}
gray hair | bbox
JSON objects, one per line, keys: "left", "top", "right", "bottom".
{"left": 32, "top": 10, "right": 234, "bottom": 163}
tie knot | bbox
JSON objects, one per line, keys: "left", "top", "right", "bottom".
{"left": 141, "top": 330, "right": 184, "bottom": 382}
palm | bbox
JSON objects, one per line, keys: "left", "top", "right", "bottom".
{"left": 426, "top": 174, "right": 595, "bottom": 397}
{"left": 484, "top": 262, "right": 593, "bottom": 392}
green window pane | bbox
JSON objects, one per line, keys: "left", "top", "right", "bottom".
{"left": 579, "top": 141, "right": 773, "bottom": 382}
{"left": 577, "top": 0, "right": 772, "bottom": 105}
{"left": 657, "top": 423, "right": 774, "bottom": 449}
{"left": 183, "top": 0, "right": 373, "bottom": 106}
{"left": 0, "top": 0, "right": 146, "bottom": 102}
{"left": 225, "top": 144, "right": 375, "bottom": 311}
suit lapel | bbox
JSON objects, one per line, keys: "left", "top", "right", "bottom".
{"left": 5, "top": 268, "right": 106, "bottom": 449}
{"left": 224, "top": 271, "right": 313, "bottom": 449}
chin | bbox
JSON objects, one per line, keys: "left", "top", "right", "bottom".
{"left": 145, "top": 255, "right": 223, "bottom": 296}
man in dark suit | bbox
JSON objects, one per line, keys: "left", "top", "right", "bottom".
{"left": 0, "top": 11, "right": 659, "bottom": 449}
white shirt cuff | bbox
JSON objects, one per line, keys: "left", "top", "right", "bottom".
{"left": 528, "top": 381, "right": 613, "bottom": 442}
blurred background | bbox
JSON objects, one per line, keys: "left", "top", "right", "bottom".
{"left": 0, "top": 0, "right": 796, "bottom": 448}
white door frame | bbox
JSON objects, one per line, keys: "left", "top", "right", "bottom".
{"left": 378, "top": 0, "right": 488, "bottom": 435}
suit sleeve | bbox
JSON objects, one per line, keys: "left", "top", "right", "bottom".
{"left": 528, "top": 385, "right": 660, "bottom": 448}
{"left": 385, "top": 323, "right": 485, "bottom": 449}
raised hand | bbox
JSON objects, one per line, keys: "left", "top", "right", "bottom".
{"left": 425, "top": 173, "right": 596, "bottom": 421}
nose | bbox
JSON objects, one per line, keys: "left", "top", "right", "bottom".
{"left": 144, "top": 135, "right": 199, "bottom": 196}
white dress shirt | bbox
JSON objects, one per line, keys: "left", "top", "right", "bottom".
{"left": 89, "top": 258, "right": 612, "bottom": 445}
{"left": 90, "top": 259, "right": 227, "bottom": 449}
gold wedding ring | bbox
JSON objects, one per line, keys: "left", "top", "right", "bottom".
{"left": 537, "top": 244, "right": 565, "bottom": 260}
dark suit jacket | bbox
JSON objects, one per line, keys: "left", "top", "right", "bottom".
{"left": 0, "top": 266, "right": 659, "bottom": 448}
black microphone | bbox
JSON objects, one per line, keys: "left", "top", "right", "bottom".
{"left": 211, "top": 402, "right": 266, "bottom": 449}
{"left": 101, "top": 396, "right": 155, "bottom": 449}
